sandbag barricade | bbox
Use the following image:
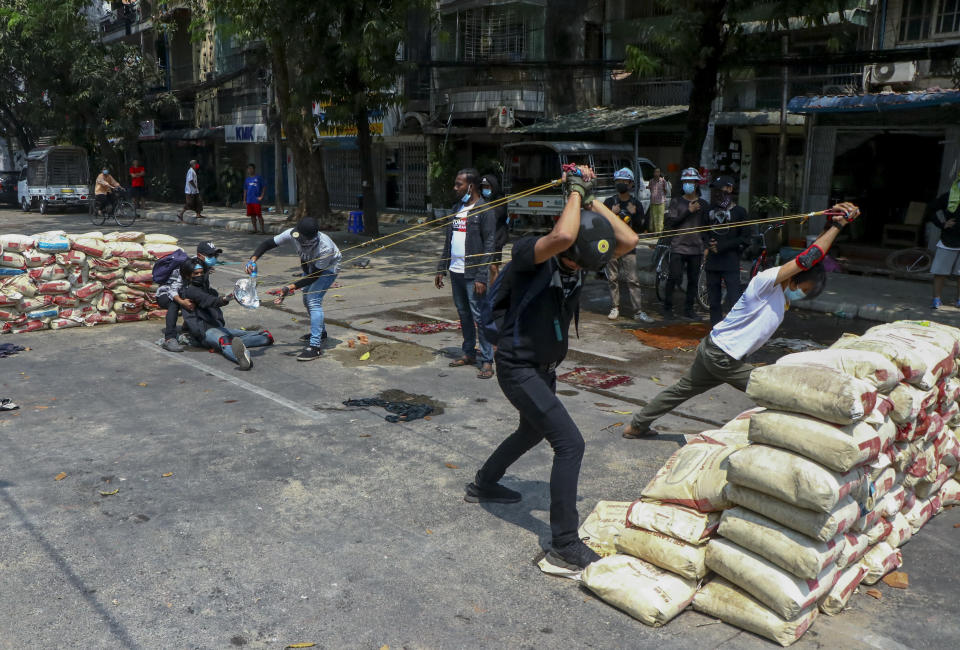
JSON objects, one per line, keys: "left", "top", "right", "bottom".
{"left": 577, "top": 320, "right": 960, "bottom": 646}
{"left": 0, "top": 230, "right": 178, "bottom": 334}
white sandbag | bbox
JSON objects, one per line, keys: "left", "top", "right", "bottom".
{"left": 748, "top": 410, "right": 882, "bottom": 472}
{"left": 625, "top": 500, "right": 719, "bottom": 545}
{"left": 718, "top": 507, "right": 844, "bottom": 580}
{"left": 102, "top": 231, "right": 145, "bottom": 243}
{"left": 916, "top": 464, "right": 952, "bottom": 498}
{"left": 901, "top": 487, "right": 916, "bottom": 514}
{"left": 727, "top": 445, "right": 867, "bottom": 513}
{"left": 904, "top": 495, "right": 940, "bottom": 533}
{"left": 1, "top": 274, "right": 37, "bottom": 297}
{"left": 776, "top": 348, "right": 902, "bottom": 393}
{"left": 0, "top": 234, "right": 35, "bottom": 252}
{"left": 104, "top": 241, "right": 147, "bottom": 260}
{"left": 938, "top": 478, "right": 960, "bottom": 505}
{"left": 614, "top": 527, "right": 707, "bottom": 580}
{"left": 869, "top": 322, "right": 960, "bottom": 360}
{"left": 746, "top": 365, "right": 877, "bottom": 425}
{"left": 884, "top": 512, "right": 913, "bottom": 548}
{"left": 71, "top": 238, "right": 107, "bottom": 258}
{"left": 143, "top": 243, "right": 181, "bottom": 259}
{"left": 859, "top": 542, "right": 902, "bottom": 585}
{"left": 876, "top": 485, "right": 907, "bottom": 519}
{"left": 686, "top": 428, "right": 750, "bottom": 447}
{"left": 580, "top": 554, "right": 696, "bottom": 627}
{"left": 864, "top": 517, "right": 893, "bottom": 546}
{"left": 833, "top": 332, "right": 950, "bottom": 390}
{"left": 835, "top": 531, "right": 871, "bottom": 569}
{"left": 33, "top": 232, "right": 70, "bottom": 252}
{"left": 705, "top": 538, "right": 840, "bottom": 622}
{"left": 905, "top": 442, "right": 938, "bottom": 488}
{"left": 872, "top": 467, "right": 897, "bottom": 502}
{"left": 578, "top": 501, "right": 631, "bottom": 557}
{"left": 0, "top": 250, "right": 26, "bottom": 269}
{"left": 143, "top": 233, "right": 178, "bottom": 244}
{"left": 934, "top": 428, "right": 959, "bottom": 467}
{"left": 898, "top": 320, "right": 960, "bottom": 351}
{"left": 819, "top": 564, "right": 868, "bottom": 616}
{"left": 721, "top": 407, "right": 766, "bottom": 433}
{"left": 640, "top": 441, "right": 736, "bottom": 512}
{"left": 724, "top": 484, "right": 859, "bottom": 542}
{"left": 693, "top": 578, "right": 818, "bottom": 647}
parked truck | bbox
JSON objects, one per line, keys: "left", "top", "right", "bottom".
{"left": 502, "top": 141, "right": 663, "bottom": 233}
{"left": 18, "top": 145, "right": 91, "bottom": 214}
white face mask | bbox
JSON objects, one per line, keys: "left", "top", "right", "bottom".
{"left": 682, "top": 183, "right": 696, "bottom": 195}
{"left": 783, "top": 286, "right": 806, "bottom": 302}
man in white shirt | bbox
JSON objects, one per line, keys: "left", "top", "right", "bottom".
{"left": 622, "top": 202, "right": 861, "bottom": 438}
{"left": 177, "top": 159, "right": 204, "bottom": 221}
{"left": 434, "top": 168, "right": 496, "bottom": 379}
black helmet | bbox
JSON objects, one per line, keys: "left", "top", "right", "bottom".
{"left": 559, "top": 210, "right": 615, "bottom": 272}
{"left": 293, "top": 217, "right": 319, "bottom": 240}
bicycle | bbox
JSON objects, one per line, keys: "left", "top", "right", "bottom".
{"left": 886, "top": 247, "right": 932, "bottom": 273}
{"left": 90, "top": 187, "right": 137, "bottom": 227}
{"left": 654, "top": 241, "right": 711, "bottom": 310}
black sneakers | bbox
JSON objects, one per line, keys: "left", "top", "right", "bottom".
{"left": 231, "top": 338, "right": 252, "bottom": 370}
{"left": 297, "top": 346, "right": 323, "bottom": 362}
{"left": 546, "top": 540, "right": 601, "bottom": 571}
{"left": 464, "top": 476, "right": 521, "bottom": 504}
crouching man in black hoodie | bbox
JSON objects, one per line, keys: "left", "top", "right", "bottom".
{"left": 179, "top": 258, "right": 274, "bottom": 370}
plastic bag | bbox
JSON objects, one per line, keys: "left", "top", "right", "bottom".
{"left": 234, "top": 278, "right": 260, "bottom": 309}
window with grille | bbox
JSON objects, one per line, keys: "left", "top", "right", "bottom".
{"left": 899, "top": 0, "right": 932, "bottom": 41}
{"left": 454, "top": 5, "right": 544, "bottom": 62}
{"left": 937, "top": 0, "right": 960, "bottom": 33}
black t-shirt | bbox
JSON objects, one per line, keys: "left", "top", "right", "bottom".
{"left": 495, "top": 236, "right": 583, "bottom": 367}
{"left": 603, "top": 194, "right": 646, "bottom": 236}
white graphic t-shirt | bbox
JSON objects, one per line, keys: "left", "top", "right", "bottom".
{"left": 448, "top": 201, "right": 475, "bottom": 273}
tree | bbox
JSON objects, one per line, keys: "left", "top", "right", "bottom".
{"left": 207, "top": 0, "right": 430, "bottom": 234}
{"left": 620, "top": 0, "right": 851, "bottom": 170}
{"left": 0, "top": 0, "right": 172, "bottom": 163}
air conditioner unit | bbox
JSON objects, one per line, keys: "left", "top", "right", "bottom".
{"left": 865, "top": 61, "right": 917, "bottom": 86}
{"left": 487, "top": 106, "right": 514, "bottom": 128}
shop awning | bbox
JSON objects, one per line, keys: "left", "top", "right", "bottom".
{"left": 788, "top": 89, "right": 960, "bottom": 114}
{"left": 513, "top": 105, "right": 687, "bottom": 134}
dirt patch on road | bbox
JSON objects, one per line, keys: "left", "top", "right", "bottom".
{"left": 331, "top": 341, "right": 434, "bottom": 367}
{"left": 629, "top": 322, "right": 711, "bottom": 350}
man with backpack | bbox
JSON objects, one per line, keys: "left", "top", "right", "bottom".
{"left": 464, "top": 165, "right": 640, "bottom": 572}
{"left": 154, "top": 241, "right": 222, "bottom": 352}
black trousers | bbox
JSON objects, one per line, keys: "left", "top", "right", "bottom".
{"left": 477, "top": 358, "right": 585, "bottom": 548}
{"left": 666, "top": 253, "right": 701, "bottom": 310}
{"left": 706, "top": 267, "right": 742, "bottom": 325}
{"left": 156, "top": 295, "right": 180, "bottom": 340}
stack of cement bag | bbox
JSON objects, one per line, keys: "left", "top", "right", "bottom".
{"left": 0, "top": 231, "right": 180, "bottom": 333}
{"left": 578, "top": 319, "right": 960, "bottom": 646}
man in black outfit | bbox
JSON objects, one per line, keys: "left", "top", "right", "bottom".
{"left": 464, "top": 165, "right": 640, "bottom": 571}
{"left": 664, "top": 167, "right": 705, "bottom": 319}
{"left": 702, "top": 175, "right": 750, "bottom": 325}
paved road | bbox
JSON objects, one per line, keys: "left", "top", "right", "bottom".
{"left": 1, "top": 207, "right": 957, "bottom": 649}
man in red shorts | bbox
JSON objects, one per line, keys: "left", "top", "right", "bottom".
{"left": 244, "top": 164, "right": 266, "bottom": 233}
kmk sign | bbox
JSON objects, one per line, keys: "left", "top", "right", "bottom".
{"left": 225, "top": 124, "right": 269, "bottom": 143}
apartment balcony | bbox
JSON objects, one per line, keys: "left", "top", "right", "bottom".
{"left": 99, "top": 1, "right": 154, "bottom": 44}
{"left": 434, "top": 86, "right": 545, "bottom": 121}
{"left": 724, "top": 68, "right": 863, "bottom": 111}
{"left": 610, "top": 78, "right": 692, "bottom": 108}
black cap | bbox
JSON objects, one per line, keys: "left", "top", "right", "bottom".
{"left": 293, "top": 217, "right": 319, "bottom": 240}
{"left": 710, "top": 175, "right": 736, "bottom": 189}
{"left": 197, "top": 241, "right": 223, "bottom": 256}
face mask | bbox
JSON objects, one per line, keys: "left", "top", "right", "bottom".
{"left": 461, "top": 192, "right": 473, "bottom": 204}
{"left": 717, "top": 193, "right": 732, "bottom": 209}
{"left": 191, "top": 274, "right": 205, "bottom": 287}
{"left": 194, "top": 164, "right": 200, "bottom": 170}
{"left": 481, "top": 189, "right": 492, "bottom": 199}
{"left": 682, "top": 183, "right": 696, "bottom": 195}
{"left": 615, "top": 182, "right": 630, "bottom": 194}
{"left": 203, "top": 256, "right": 217, "bottom": 267}
{"left": 102, "top": 169, "right": 109, "bottom": 175}
{"left": 784, "top": 286, "right": 806, "bottom": 303}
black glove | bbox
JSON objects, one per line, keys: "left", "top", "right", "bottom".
{"left": 217, "top": 295, "right": 232, "bottom": 307}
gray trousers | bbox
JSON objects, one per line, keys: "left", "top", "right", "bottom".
{"left": 631, "top": 336, "right": 754, "bottom": 430}
{"left": 606, "top": 252, "right": 643, "bottom": 313}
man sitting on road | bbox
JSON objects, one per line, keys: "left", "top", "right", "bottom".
{"left": 155, "top": 241, "right": 222, "bottom": 352}
{"left": 179, "top": 258, "right": 273, "bottom": 370}
{"left": 622, "top": 202, "right": 861, "bottom": 439}
{"left": 94, "top": 166, "right": 122, "bottom": 217}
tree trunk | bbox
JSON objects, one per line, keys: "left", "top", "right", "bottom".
{"left": 353, "top": 96, "right": 380, "bottom": 237}
{"left": 269, "top": 35, "right": 330, "bottom": 223}
{"left": 680, "top": 0, "right": 729, "bottom": 168}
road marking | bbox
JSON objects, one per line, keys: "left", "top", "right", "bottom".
{"left": 136, "top": 341, "right": 326, "bottom": 421}
{"left": 398, "top": 311, "right": 631, "bottom": 362}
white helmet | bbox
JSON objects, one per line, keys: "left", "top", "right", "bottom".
{"left": 613, "top": 167, "right": 635, "bottom": 182}
{"left": 680, "top": 167, "right": 701, "bottom": 182}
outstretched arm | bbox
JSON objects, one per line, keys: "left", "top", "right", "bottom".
{"left": 775, "top": 202, "right": 859, "bottom": 284}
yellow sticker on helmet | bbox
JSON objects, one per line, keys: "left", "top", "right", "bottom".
{"left": 597, "top": 239, "right": 610, "bottom": 254}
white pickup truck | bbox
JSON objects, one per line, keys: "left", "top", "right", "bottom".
{"left": 502, "top": 141, "right": 665, "bottom": 232}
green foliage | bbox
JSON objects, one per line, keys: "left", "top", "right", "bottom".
{"left": 149, "top": 170, "right": 177, "bottom": 202}
{"left": 0, "top": 0, "right": 175, "bottom": 155}
{"left": 218, "top": 165, "right": 243, "bottom": 206}
{"left": 751, "top": 194, "right": 791, "bottom": 214}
